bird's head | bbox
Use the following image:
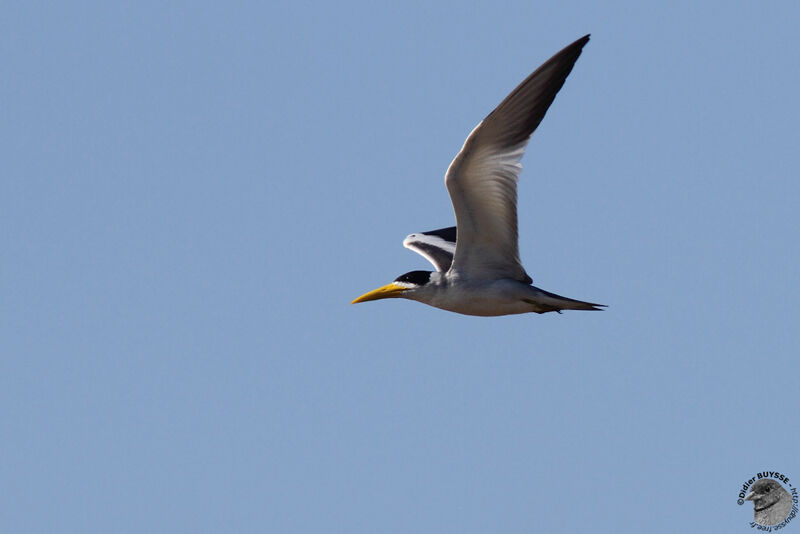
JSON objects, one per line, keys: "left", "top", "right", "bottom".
{"left": 351, "top": 270, "right": 433, "bottom": 304}
{"left": 745, "top": 479, "right": 786, "bottom": 511}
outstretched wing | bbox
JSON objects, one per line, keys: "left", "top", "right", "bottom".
{"left": 403, "top": 226, "right": 457, "bottom": 272}
{"left": 445, "top": 35, "right": 589, "bottom": 282}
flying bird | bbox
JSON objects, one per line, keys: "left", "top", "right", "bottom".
{"left": 352, "top": 35, "right": 604, "bottom": 316}
{"left": 745, "top": 479, "right": 793, "bottom": 526}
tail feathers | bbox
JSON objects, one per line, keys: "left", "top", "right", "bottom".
{"left": 523, "top": 287, "right": 606, "bottom": 314}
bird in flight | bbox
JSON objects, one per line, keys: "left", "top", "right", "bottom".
{"left": 352, "top": 35, "right": 604, "bottom": 316}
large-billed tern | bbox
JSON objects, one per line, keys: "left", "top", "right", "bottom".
{"left": 352, "top": 35, "right": 604, "bottom": 316}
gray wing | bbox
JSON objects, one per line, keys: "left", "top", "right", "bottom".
{"left": 445, "top": 35, "right": 589, "bottom": 282}
{"left": 403, "top": 226, "right": 457, "bottom": 272}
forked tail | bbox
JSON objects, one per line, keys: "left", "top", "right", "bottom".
{"left": 523, "top": 287, "right": 606, "bottom": 314}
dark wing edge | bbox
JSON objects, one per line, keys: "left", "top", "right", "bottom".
{"left": 445, "top": 35, "right": 590, "bottom": 282}
{"left": 402, "top": 226, "right": 457, "bottom": 272}
{"left": 476, "top": 34, "right": 590, "bottom": 149}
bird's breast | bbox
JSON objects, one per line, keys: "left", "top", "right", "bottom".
{"left": 419, "top": 278, "right": 537, "bottom": 317}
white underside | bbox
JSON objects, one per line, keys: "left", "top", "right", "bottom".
{"left": 405, "top": 277, "right": 555, "bottom": 317}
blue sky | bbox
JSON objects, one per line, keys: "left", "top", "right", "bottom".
{"left": 2, "top": 1, "right": 799, "bottom": 532}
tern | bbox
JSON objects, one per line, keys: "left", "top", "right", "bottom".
{"left": 352, "top": 35, "right": 604, "bottom": 316}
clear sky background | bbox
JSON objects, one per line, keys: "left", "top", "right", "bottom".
{"left": 2, "top": 1, "right": 799, "bottom": 532}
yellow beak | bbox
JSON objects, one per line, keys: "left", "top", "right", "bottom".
{"left": 351, "top": 282, "right": 408, "bottom": 304}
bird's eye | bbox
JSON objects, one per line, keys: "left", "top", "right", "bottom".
{"left": 765, "top": 486, "right": 772, "bottom": 493}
